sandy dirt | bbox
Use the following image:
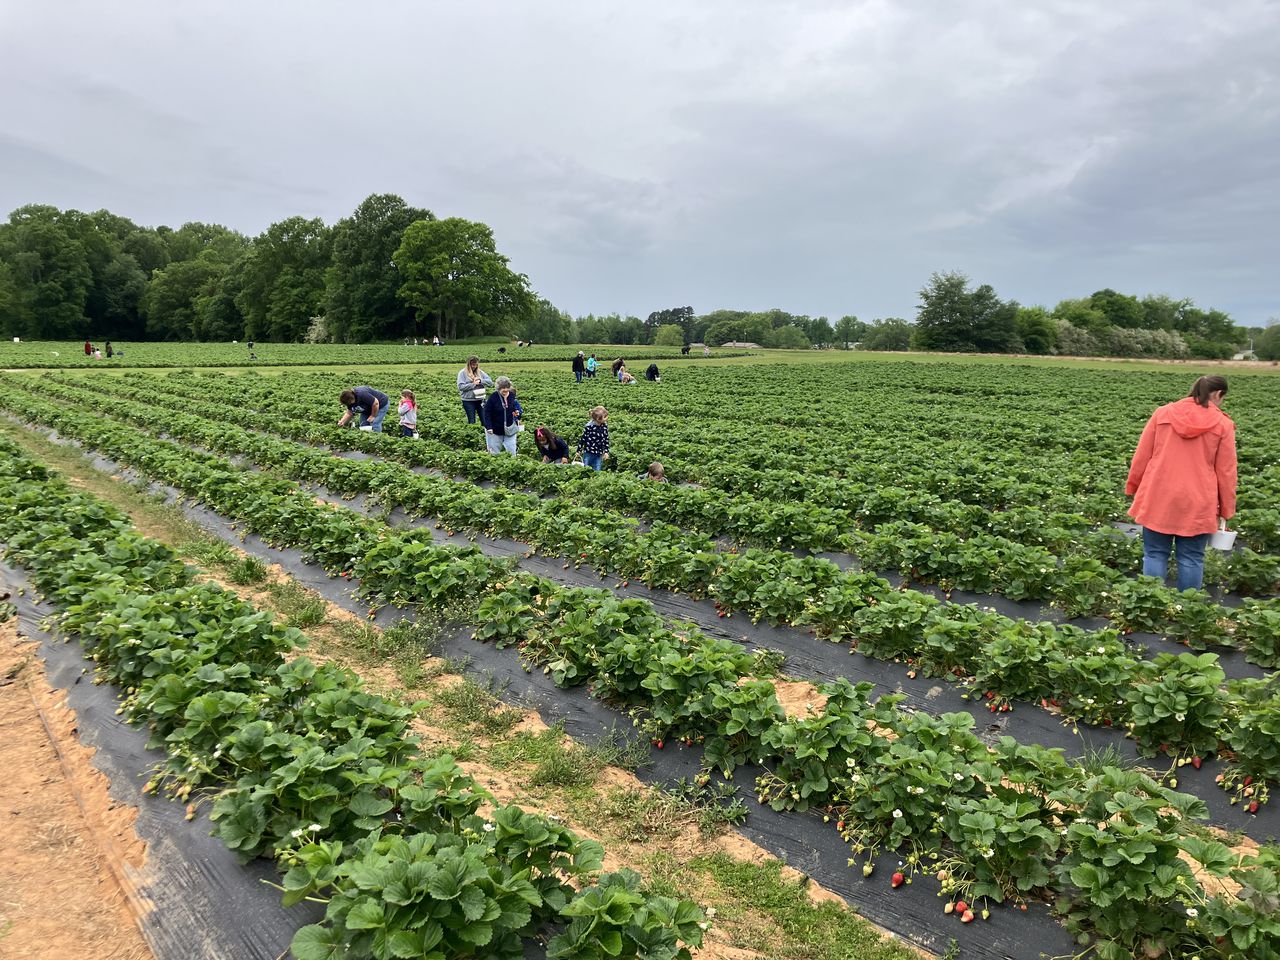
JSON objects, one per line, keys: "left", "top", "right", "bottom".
{"left": 0, "top": 619, "right": 152, "bottom": 960}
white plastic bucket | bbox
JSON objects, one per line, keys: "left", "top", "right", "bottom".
{"left": 359, "top": 425, "right": 374, "bottom": 432}
{"left": 1210, "top": 530, "right": 1237, "bottom": 551}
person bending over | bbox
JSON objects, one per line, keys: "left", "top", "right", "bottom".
{"left": 337, "top": 386, "right": 391, "bottom": 432}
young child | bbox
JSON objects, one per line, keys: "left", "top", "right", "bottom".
{"left": 398, "top": 389, "right": 418, "bottom": 437}
{"left": 578, "top": 406, "right": 610, "bottom": 471}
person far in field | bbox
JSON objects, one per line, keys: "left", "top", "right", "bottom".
{"left": 483, "top": 377, "right": 523, "bottom": 455}
{"left": 457, "top": 356, "right": 493, "bottom": 426}
{"left": 398, "top": 390, "right": 418, "bottom": 437}
{"left": 337, "top": 385, "right": 390, "bottom": 432}
{"left": 611, "top": 357, "right": 626, "bottom": 381}
{"left": 535, "top": 426, "right": 571, "bottom": 463}
{"left": 645, "top": 362, "right": 660, "bottom": 382}
{"left": 641, "top": 461, "right": 667, "bottom": 482}
{"left": 83, "top": 340, "right": 92, "bottom": 356}
{"left": 585, "top": 353, "right": 597, "bottom": 378}
{"left": 105, "top": 341, "right": 114, "bottom": 358}
{"left": 572, "top": 351, "right": 586, "bottom": 383}
{"left": 577, "top": 406, "right": 610, "bottom": 471}
{"left": 1125, "top": 375, "right": 1237, "bottom": 592}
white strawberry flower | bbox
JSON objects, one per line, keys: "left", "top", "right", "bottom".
{"left": 893, "top": 809, "right": 903, "bottom": 819}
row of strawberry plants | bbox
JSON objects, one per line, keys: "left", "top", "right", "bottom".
{"left": 8, "top": 406, "right": 1280, "bottom": 959}
{"left": 46, "top": 374, "right": 1279, "bottom": 648}
{"left": 122, "top": 369, "right": 1280, "bottom": 581}
{"left": 151, "top": 363, "right": 1280, "bottom": 555}
{"left": 0, "top": 442, "right": 708, "bottom": 960}
{"left": 85, "top": 368, "right": 1274, "bottom": 601}
{"left": 475, "top": 575, "right": 1280, "bottom": 960}
{"left": 29, "top": 375, "right": 1280, "bottom": 688}
{"left": 4, "top": 384, "right": 1280, "bottom": 792}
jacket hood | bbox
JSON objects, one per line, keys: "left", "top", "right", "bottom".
{"left": 1159, "top": 396, "right": 1228, "bottom": 439}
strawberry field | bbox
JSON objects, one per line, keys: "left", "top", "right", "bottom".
{"left": 2, "top": 352, "right": 1279, "bottom": 960}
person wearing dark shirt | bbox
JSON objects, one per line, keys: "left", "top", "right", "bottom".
{"left": 577, "top": 406, "right": 610, "bottom": 471}
{"left": 534, "top": 427, "right": 571, "bottom": 463}
{"left": 337, "top": 385, "right": 391, "bottom": 432}
{"left": 572, "top": 351, "right": 586, "bottom": 383}
{"left": 645, "top": 363, "right": 659, "bottom": 382}
{"left": 482, "top": 377, "right": 523, "bottom": 455}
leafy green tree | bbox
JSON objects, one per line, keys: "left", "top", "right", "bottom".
{"left": 393, "top": 217, "right": 533, "bottom": 341}
{"left": 0, "top": 205, "right": 93, "bottom": 338}
{"left": 1256, "top": 323, "right": 1280, "bottom": 361}
{"left": 1052, "top": 297, "right": 1108, "bottom": 333}
{"left": 913, "top": 271, "right": 1018, "bottom": 352}
{"left": 764, "top": 324, "right": 811, "bottom": 349}
{"left": 1089, "top": 288, "right": 1145, "bottom": 329}
{"left": 235, "top": 217, "right": 332, "bottom": 342}
{"left": 653, "top": 323, "right": 685, "bottom": 347}
{"left": 1015, "top": 306, "right": 1058, "bottom": 354}
{"left": 834, "top": 315, "right": 867, "bottom": 348}
{"left": 705, "top": 314, "right": 771, "bottom": 346}
{"left": 805, "top": 315, "right": 834, "bottom": 347}
{"left": 645, "top": 306, "right": 694, "bottom": 343}
{"left": 520, "top": 297, "right": 573, "bottom": 343}
{"left": 143, "top": 257, "right": 229, "bottom": 340}
{"left": 325, "top": 194, "right": 433, "bottom": 343}
{"left": 862, "top": 318, "right": 913, "bottom": 351}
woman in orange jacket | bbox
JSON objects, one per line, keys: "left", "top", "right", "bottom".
{"left": 1125, "top": 375, "right": 1236, "bottom": 591}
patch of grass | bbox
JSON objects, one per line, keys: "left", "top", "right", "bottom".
{"left": 489, "top": 723, "right": 651, "bottom": 790}
{"left": 435, "top": 675, "right": 523, "bottom": 736}
{"left": 226, "top": 555, "right": 268, "bottom": 585}
{"left": 592, "top": 779, "right": 746, "bottom": 842}
{"left": 688, "top": 853, "right": 922, "bottom": 960}
{"left": 186, "top": 533, "right": 237, "bottom": 568}
{"left": 287, "top": 599, "right": 327, "bottom": 628}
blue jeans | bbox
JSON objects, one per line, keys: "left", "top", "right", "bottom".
{"left": 358, "top": 405, "right": 389, "bottom": 433}
{"left": 462, "top": 399, "right": 484, "bottom": 425}
{"left": 575, "top": 370, "right": 583, "bottom": 382}
{"left": 400, "top": 425, "right": 415, "bottom": 437}
{"left": 1142, "top": 528, "right": 1210, "bottom": 591}
{"left": 582, "top": 452, "right": 604, "bottom": 471}
{"left": 486, "top": 432, "right": 517, "bottom": 455}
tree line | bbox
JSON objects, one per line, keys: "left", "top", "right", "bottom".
{"left": 0, "top": 195, "right": 536, "bottom": 344}
{"left": 0, "top": 199, "right": 1271, "bottom": 359}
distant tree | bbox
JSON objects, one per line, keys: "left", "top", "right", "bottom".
{"left": 805, "top": 315, "right": 834, "bottom": 347}
{"left": 0, "top": 205, "right": 93, "bottom": 338}
{"left": 1052, "top": 297, "right": 1109, "bottom": 333}
{"left": 913, "top": 272, "right": 1018, "bottom": 352}
{"left": 393, "top": 217, "right": 533, "bottom": 341}
{"left": 1257, "top": 323, "right": 1280, "bottom": 361}
{"left": 764, "top": 324, "right": 811, "bottom": 349}
{"left": 1089, "top": 288, "right": 1145, "bottom": 329}
{"left": 1014, "top": 306, "right": 1057, "bottom": 354}
{"left": 705, "top": 314, "right": 771, "bottom": 346}
{"left": 653, "top": 323, "right": 685, "bottom": 347}
{"left": 833, "top": 315, "right": 867, "bottom": 348}
{"left": 235, "top": 216, "right": 332, "bottom": 342}
{"left": 645, "top": 306, "right": 694, "bottom": 343}
{"left": 325, "top": 193, "right": 433, "bottom": 343}
{"left": 143, "top": 257, "right": 228, "bottom": 340}
{"left": 861, "top": 318, "right": 913, "bottom": 351}
{"left": 520, "top": 298, "right": 573, "bottom": 343}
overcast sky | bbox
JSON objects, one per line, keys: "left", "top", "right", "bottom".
{"left": 2, "top": 1, "right": 1277, "bottom": 324}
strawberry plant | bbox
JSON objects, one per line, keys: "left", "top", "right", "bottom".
{"left": 1231, "top": 598, "right": 1280, "bottom": 667}
{"left": 1123, "top": 652, "right": 1227, "bottom": 757}
{"left": 547, "top": 869, "right": 707, "bottom": 960}
{"left": 942, "top": 795, "right": 1061, "bottom": 902}
{"left": 1220, "top": 676, "right": 1280, "bottom": 809}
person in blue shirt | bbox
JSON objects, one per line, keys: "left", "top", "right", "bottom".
{"left": 337, "top": 386, "right": 391, "bottom": 432}
{"left": 482, "top": 377, "right": 523, "bottom": 455}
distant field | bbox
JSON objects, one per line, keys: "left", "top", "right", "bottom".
{"left": 0, "top": 340, "right": 734, "bottom": 369}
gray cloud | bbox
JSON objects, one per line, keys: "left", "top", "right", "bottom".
{"left": 1, "top": 0, "right": 1276, "bottom": 323}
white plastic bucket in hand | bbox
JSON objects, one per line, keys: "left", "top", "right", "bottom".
{"left": 1210, "top": 530, "right": 1237, "bottom": 551}
{"left": 359, "top": 425, "right": 374, "bottom": 432}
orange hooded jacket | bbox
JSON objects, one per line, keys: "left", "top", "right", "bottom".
{"left": 1125, "top": 397, "right": 1237, "bottom": 537}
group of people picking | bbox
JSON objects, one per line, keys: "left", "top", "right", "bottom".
{"left": 336, "top": 354, "right": 665, "bottom": 478}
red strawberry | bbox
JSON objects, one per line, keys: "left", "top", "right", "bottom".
{"left": 1244, "top": 776, "right": 1254, "bottom": 786}
{"left": 891, "top": 872, "right": 904, "bottom": 888}
{"left": 836, "top": 820, "right": 845, "bottom": 830}
{"left": 655, "top": 740, "right": 664, "bottom": 750}
{"left": 1248, "top": 801, "right": 1259, "bottom": 814}
{"left": 1191, "top": 756, "right": 1202, "bottom": 769}
{"left": 960, "top": 910, "right": 975, "bottom": 923}
{"left": 955, "top": 901, "right": 968, "bottom": 914}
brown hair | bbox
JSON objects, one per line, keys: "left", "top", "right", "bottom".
{"left": 339, "top": 389, "right": 356, "bottom": 406}
{"left": 647, "top": 462, "right": 665, "bottom": 479}
{"left": 590, "top": 405, "right": 607, "bottom": 423}
{"left": 1188, "top": 375, "right": 1228, "bottom": 407}
{"left": 401, "top": 389, "right": 415, "bottom": 403}
{"left": 467, "top": 355, "right": 479, "bottom": 370}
